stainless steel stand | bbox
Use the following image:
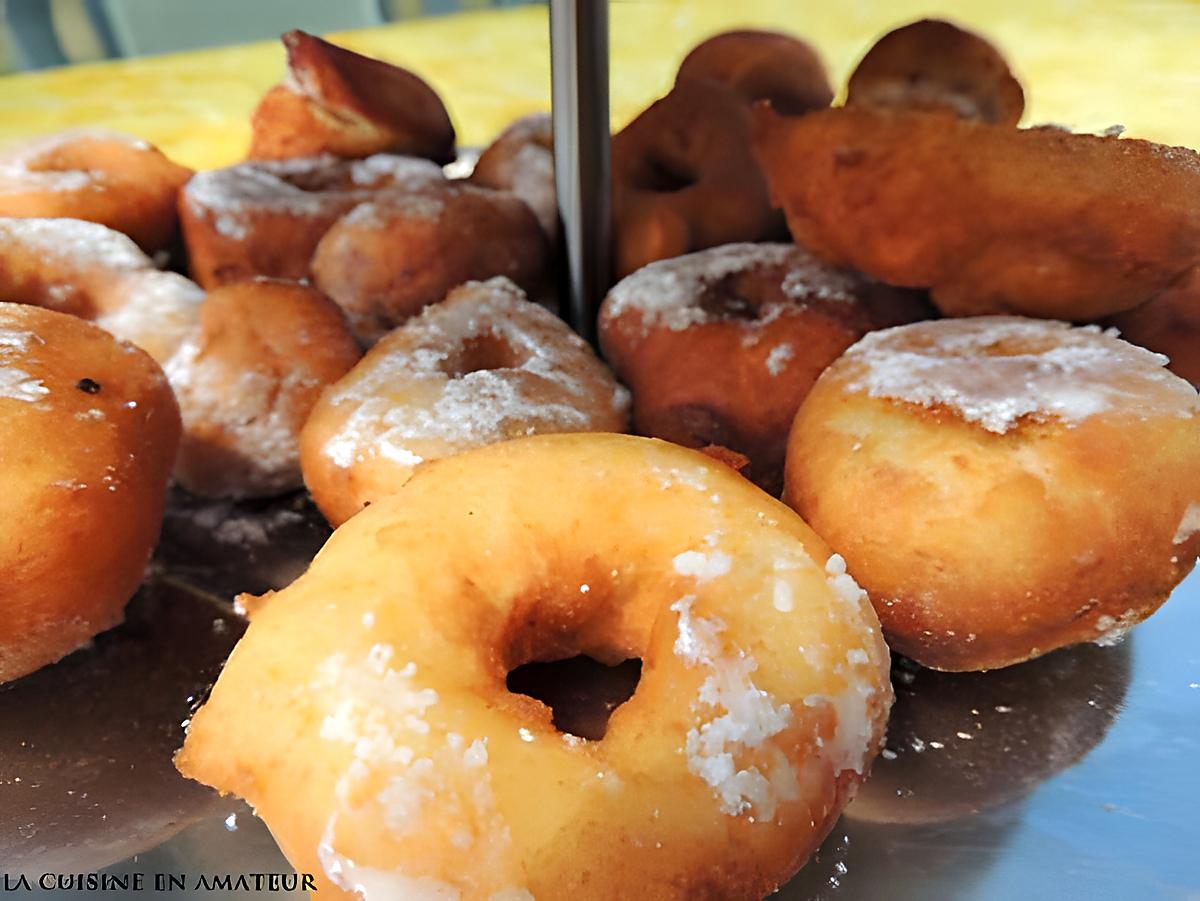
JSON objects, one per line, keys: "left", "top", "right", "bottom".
{"left": 550, "top": 0, "right": 610, "bottom": 344}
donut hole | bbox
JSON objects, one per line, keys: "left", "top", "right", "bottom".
{"left": 506, "top": 655, "right": 642, "bottom": 740}
{"left": 628, "top": 152, "right": 696, "bottom": 194}
{"left": 699, "top": 274, "right": 774, "bottom": 320}
{"left": 446, "top": 333, "right": 528, "bottom": 377}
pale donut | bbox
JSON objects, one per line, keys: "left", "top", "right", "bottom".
{"left": 177, "top": 433, "right": 893, "bottom": 900}
{"left": 0, "top": 129, "right": 191, "bottom": 254}
{"left": 784, "top": 316, "right": 1200, "bottom": 671}
{"left": 300, "top": 277, "right": 629, "bottom": 525}
{"left": 0, "top": 217, "right": 204, "bottom": 364}
{"left": 165, "top": 279, "right": 362, "bottom": 500}
{"left": 0, "top": 302, "right": 180, "bottom": 683}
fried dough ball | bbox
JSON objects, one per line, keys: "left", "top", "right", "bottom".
{"left": 0, "top": 217, "right": 204, "bottom": 364}
{"left": 0, "top": 130, "right": 192, "bottom": 255}
{"left": 310, "top": 184, "right": 549, "bottom": 344}
{"left": 846, "top": 19, "right": 1024, "bottom": 125}
{"left": 752, "top": 105, "right": 1200, "bottom": 321}
{"left": 471, "top": 113, "right": 558, "bottom": 242}
{"left": 300, "top": 277, "right": 628, "bottom": 525}
{"left": 784, "top": 317, "right": 1200, "bottom": 671}
{"left": 177, "top": 433, "right": 892, "bottom": 900}
{"left": 1105, "top": 267, "right": 1200, "bottom": 387}
{"left": 599, "top": 243, "right": 931, "bottom": 493}
{"left": 0, "top": 303, "right": 180, "bottom": 683}
{"left": 178, "top": 153, "right": 445, "bottom": 289}
{"left": 612, "top": 79, "right": 783, "bottom": 279}
{"left": 165, "top": 279, "right": 362, "bottom": 500}
{"left": 676, "top": 29, "right": 833, "bottom": 116}
{"left": 248, "top": 30, "right": 455, "bottom": 165}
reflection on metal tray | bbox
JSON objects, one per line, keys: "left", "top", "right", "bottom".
{"left": 5, "top": 489, "right": 1198, "bottom": 900}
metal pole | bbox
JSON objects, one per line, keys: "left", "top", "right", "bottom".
{"left": 550, "top": 0, "right": 610, "bottom": 345}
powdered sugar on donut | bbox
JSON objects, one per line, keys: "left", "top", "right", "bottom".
{"left": 0, "top": 327, "right": 49, "bottom": 403}
{"left": 841, "top": 316, "right": 1199, "bottom": 433}
{"left": 321, "top": 277, "right": 629, "bottom": 471}
{"left": 1174, "top": 503, "right": 1200, "bottom": 545}
{"left": 0, "top": 217, "right": 148, "bottom": 272}
{"left": 0, "top": 129, "right": 150, "bottom": 194}
{"left": 604, "top": 242, "right": 859, "bottom": 334}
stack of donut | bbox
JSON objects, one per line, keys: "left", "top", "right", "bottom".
{"left": 1, "top": 16, "right": 1198, "bottom": 901}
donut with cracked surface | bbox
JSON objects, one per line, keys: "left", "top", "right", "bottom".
{"left": 0, "top": 129, "right": 191, "bottom": 255}
{"left": 0, "top": 302, "right": 180, "bottom": 683}
{"left": 248, "top": 30, "right": 456, "bottom": 165}
{"left": 598, "top": 242, "right": 932, "bottom": 493}
{"left": 177, "top": 433, "right": 893, "bottom": 900}
{"left": 300, "top": 277, "right": 628, "bottom": 525}
{"left": 165, "top": 278, "right": 362, "bottom": 500}
{"left": 784, "top": 316, "right": 1200, "bottom": 671}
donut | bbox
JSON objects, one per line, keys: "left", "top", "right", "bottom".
{"left": 0, "top": 302, "right": 180, "bottom": 683}
{"left": 165, "top": 278, "right": 362, "bottom": 500}
{"left": 752, "top": 104, "right": 1200, "bottom": 321}
{"left": 598, "top": 243, "right": 933, "bottom": 493}
{"left": 675, "top": 30, "right": 833, "bottom": 116}
{"left": 846, "top": 19, "right": 1025, "bottom": 125}
{"left": 177, "top": 433, "right": 893, "bottom": 900}
{"left": 612, "top": 79, "right": 783, "bottom": 279}
{"left": 0, "top": 129, "right": 192, "bottom": 255}
{"left": 0, "top": 217, "right": 204, "bottom": 364}
{"left": 310, "top": 183, "right": 549, "bottom": 344}
{"left": 1105, "top": 267, "right": 1200, "bottom": 387}
{"left": 178, "top": 153, "right": 445, "bottom": 289}
{"left": 471, "top": 113, "right": 557, "bottom": 242}
{"left": 783, "top": 316, "right": 1200, "bottom": 671}
{"left": 248, "top": 30, "right": 456, "bottom": 165}
{"left": 300, "top": 277, "right": 629, "bottom": 525}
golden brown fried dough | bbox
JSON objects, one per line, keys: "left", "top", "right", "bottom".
{"left": 783, "top": 317, "right": 1200, "bottom": 671}
{"left": 846, "top": 19, "right": 1024, "bottom": 125}
{"left": 248, "top": 30, "right": 455, "bottom": 165}
{"left": 166, "top": 279, "right": 362, "bottom": 500}
{"left": 472, "top": 113, "right": 558, "bottom": 242}
{"left": 753, "top": 105, "right": 1200, "bottom": 321}
{"left": 0, "top": 303, "right": 180, "bottom": 683}
{"left": 613, "top": 79, "right": 783, "bottom": 279}
{"left": 1106, "top": 266, "right": 1200, "bottom": 387}
{"left": 311, "top": 184, "right": 549, "bottom": 344}
{"left": 676, "top": 29, "right": 833, "bottom": 116}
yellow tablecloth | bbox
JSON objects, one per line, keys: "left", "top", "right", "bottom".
{"left": 1, "top": 0, "right": 1199, "bottom": 171}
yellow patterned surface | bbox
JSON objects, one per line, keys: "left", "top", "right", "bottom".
{"left": 1, "top": 0, "right": 1199, "bottom": 171}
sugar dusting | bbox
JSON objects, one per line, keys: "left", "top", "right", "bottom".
{"left": 312, "top": 646, "right": 520, "bottom": 898}
{"left": 321, "top": 277, "right": 628, "bottom": 472}
{"left": 1173, "top": 503, "right": 1200, "bottom": 545}
{"left": 0, "top": 327, "right": 49, "bottom": 403}
{"left": 841, "top": 317, "right": 1199, "bottom": 433}
{"left": 603, "top": 242, "right": 859, "bottom": 334}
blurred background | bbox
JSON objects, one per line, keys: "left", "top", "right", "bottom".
{"left": 2, "top": 0, "right": 1199, "bottom": 166}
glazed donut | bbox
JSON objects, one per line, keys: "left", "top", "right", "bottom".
{"left": 166, "top": 278, "right": 362, "bottom": 500}
{"left": 248, "top": 30, "right": 456, "bottom": 165}
{"left": 599, "top": 243, "right": 932, "bottom": 493}
{"left": 471, "top": 113, "right": 557, "bottom": 242}
{"left": 310, "top": 183, "right": 549, "bottom": 343}
{"left": 0, "top": 302, "right": 180, "bottom": 683}
{"left": 675, "top": 30, "right": 833, "bottom": 116}
{"left": 0, "top": 129, "right": 191, "bottom": 255}
{"left": 177, "top": 433, "right": 892, "bottom": 900}
{"left": 300, "top": 277, "right": 628, "bottom": 525}
{"left": 0, "top": 217, "right": 204, "bottom": 364}
{"left": 612, "top": 79, "right": 783, "bottom": 279}
{"left": 178, "top": 153, "right": 445, "bottom": 288}
{"left": 846, "top": 19, "right": 1025, "bottom": 125}
{"left": 752, "top": 104, "right": 1200, "bottom": 321}
{"left": 784, "top": 317, "right": 1200, "bottom": 671}
{"left": 1105, "top": 266, "right": 1200, "bottom": 387}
